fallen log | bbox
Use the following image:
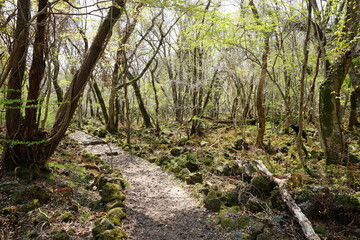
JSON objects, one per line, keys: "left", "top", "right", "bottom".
{"left": 252, "top": 160, "right": 321, "bottom": 240}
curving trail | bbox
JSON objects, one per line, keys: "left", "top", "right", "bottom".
{"left": 68, "top": 131, "right": 225, "bottom": 240}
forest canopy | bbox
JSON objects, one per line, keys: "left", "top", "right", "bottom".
{"left": 0, "top": 0, "right": 359, "bottom": 170}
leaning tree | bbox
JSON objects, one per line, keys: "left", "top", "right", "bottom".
{"left": 1, "top": 0, "right": 126, "bottom": 171}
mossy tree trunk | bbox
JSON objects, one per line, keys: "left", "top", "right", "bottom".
{"left": 317, "top": 0, "right": 359, "bottom": 165}
{"left": 348, "top": 62, "right": 360, "bottom": 130}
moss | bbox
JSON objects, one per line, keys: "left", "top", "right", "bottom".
{"left": 14, "top": 167, "right": 33, "bottom": 183}
{"left": 98, "top": 227, "right": 127, "bottom": 240}
{"left": 19, "top": 185, "right": 51, "bottom": 204}
{"left": 61, "top": 212, "right": 75, "bottom": 222}
{"left": 105, "top": 200, "right": 125, "bottom": 211}
{"left": 52, "top": 230, "right": 70, "bottom": 240}
{"left": 100, "top": 183, "right": 125, "bottom": 203}
{"left": 185, "top": 172, "right": 203, "bottom": 184}
{"left": 250, "top": 176, "right": 275, "bottom": 197}
{"left": 106, "top": 207, "right": 126, "bottom": 226}
{"left": 92, "top": 218, "right": 115, "bottom": 237}
{"left": 204, "top": 193, "right": 222, "bottom": 212}
{"left": 21, "top": 199, "right": 40, "bottom": 212}
{"left": 218, "top": 208, "right": 251, "bottom": 230}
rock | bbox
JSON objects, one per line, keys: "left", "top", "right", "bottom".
{"left": 250, "top": 222, "right": 265, "bottom": 237}
{"left": 14, "top": 167, "right": 33, "bottom": 183}
{"left": 170, "top": 148, "right": 181, "bottom": 156}
{"left": 176, "top": 168, "right": 190, "bottom": 180}
{"left": 214, "top": 163, "right": 233, "bottom": 176}
{"left": 100, "top": 183, "right": 125, "bottom": 203}
{"left": 270, "top": 190, "right": 286, "bottom": 210}
{"left": 204, "top": 192, "right": 222, "bottom": 212}
{"left": 156, "top": 155, "right": 171, "bottom": 166}
{"left": 61, "top": 212, "right": 75, "bottom": 222}
{"left": 256, "top": 232, "right": 273, "bottom": 240}
{"left": 234, "top": 139, "right": 249, "bottom": 150}
{"left": 232, "top": 232, "right": 251, "bottom": 240}
{"left": 331, "top": 194, "right": 360, "bottom": 225}
{"left": 218, "top": 208, "right": 251, "bottom": 230}
{"left": 53, "top": 230, "right": 70, "bottom": 240}
{"left": 27, "top": 231, "right": 39, "bottom": 238}
{"left": 221, "top": 190, "right": 239, "bottom": 207}
{"left": 21, "top": 199, "right": 39, "bottom": 212}
{"left": 106, "top": 208, "right": 126, "bottom": 226}
{"left": 97, "top": 175, "right": 126, "bottom": 190}
{"left": 92, "top": 218, "right": 115, "bottom": 237}
{"left": 185, "top": 172, "right": 203, "bottom": 184}
{"left": 105, "top": 200, "right": 125, "bottom": 211}
{"left": 234, "top": 160, "right": 257, "bottom": 181}
{"left": 250, "top": 176, "right": 275, "bottom": 197}
{"left": 185, "top": 161, "right": 200, "bottom": 172}
{"left": 97, "top": 227, "right": 127, "bottom": 240}
{"left": 246, "top": 198, "right": 265, "bottom": 213}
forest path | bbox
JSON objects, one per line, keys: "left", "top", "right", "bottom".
{"left": 68, "top": 131, "right": 225, "bottom": 240}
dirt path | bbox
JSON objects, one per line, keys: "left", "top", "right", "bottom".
{"left": 68, "top": 131, "right": 225, "bottom": 240}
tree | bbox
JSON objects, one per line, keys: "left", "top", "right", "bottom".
{"left": 312, "top": 0, "right": 360, "bottom": 164}
{"left": 1, "top": 0, "right": 126, "bottom": 171}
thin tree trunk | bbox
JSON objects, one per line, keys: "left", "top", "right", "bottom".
{"left": 348, "top": 63, "right": 360, "bottom": 130}
{"left": 130, "top": 73, "right": 152, "bottom": 128}
{"left": 92, "top": 81, "right": 109, "bottom": 124}
{"left": 255, "top": 35, "right": 270, "bottom": 148}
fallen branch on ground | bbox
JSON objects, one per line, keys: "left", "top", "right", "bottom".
{"left": 252, "top": 160, "right": 321, "bottom": 240}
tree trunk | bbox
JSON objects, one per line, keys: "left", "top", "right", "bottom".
{"left": 318, "top": 0, "right": 359, "bottom": 165}
{"left": 24, "top": 0, "right": 48, "bottom": 138}
{"left": 348, "top": 63, "right": 360, "bottom": 130}
{"left": 92, "top": 81, "right": 109, "bottom": 124}
{"left": 2, "top": 0, "right": 126, "bottom": 171}
{"left": 255, "top": 35, "right": 270, "bottom": 148}
{"left": 2, "top": 0, "right": 31, "bottom": 170}
{"left": 130, "top": 74, "right": 153, "bottom": 128}
{"left": 319, "top": 54, "right": 352, "bottom": 164}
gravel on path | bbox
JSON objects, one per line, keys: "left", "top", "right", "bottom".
{"left": 68, "top": 132, "right": 226, "bottom": 240}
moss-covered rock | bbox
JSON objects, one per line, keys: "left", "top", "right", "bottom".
{"left": 97, "top": 227, "right": 127, "bottom": 240}
{"left": 32, "top": 209, "right": 50, "bottom": 226}
{"left": 106, "top": 208, "right": 126, "bottom": 226}
{"left": 185, "top": 172, "right": 203, "bottom": 185}
{"left": 256, "top": 232, "right": 273, "bottom": 240}
{"left": 214, "top": 163, "right": 233, "bottom": 176}
{"left": 92, "top": 218, "right": 115, "bottom": 237}
{"left": 105, "top": 199, "right": 125, "bottom": 211}
{"left": 61, "top": 212, "right": 75, "bottom": 222}
{"left": 250, "top": 222, "right": 265, "bottom": 237}
{"left": 100, "top": 183, "right": 125, "bottom": 203}
{"left": 204, "top": 191, "right": 222, "bottom": 212}
{"left": 97, "top": 175, "right": 126, "bottom": 190}
{"left": 170, "top": 148, "right": 182, "bottom": 157}
{"left": 218, "top": 208, "right": 251, "bottom": 230}
{"left": 220, "top": 190, "right": 239, "bottom": 207}
{"left": 246, "top": 198, "right": 265, "bottom": 213}
{"left": 184, "top": 161, "right": 200, "bottom": 172}
{"left": 250, "top": 176, "right": 275, "bottom": 197}
{"left": 14, "top": 167, "right": 33, "bottom": 183}
{"left": 53, "top": 229, "right": 70, "bottom": 240}
{"left": 155, "top": 155, "right": 171, "bottom": 166}
{"left": 21, "top": 199, "right": 39, "bottom": 212}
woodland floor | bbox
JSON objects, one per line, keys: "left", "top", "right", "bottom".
{"left": 68, "top": 131, "right": 228, "bottom": 240}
